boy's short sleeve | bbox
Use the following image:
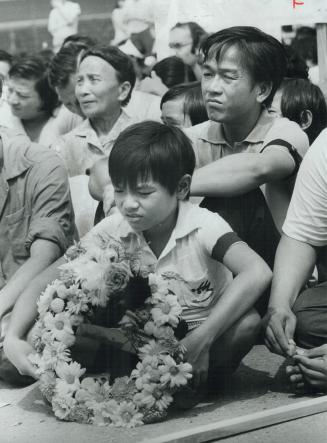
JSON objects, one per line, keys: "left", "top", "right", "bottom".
{"left": 196, "top": 208, "right": 243, "bottom": 261}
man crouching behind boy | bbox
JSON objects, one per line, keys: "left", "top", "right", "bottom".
{"left": 4, "top": 121, "right": 271, "bottom": 391}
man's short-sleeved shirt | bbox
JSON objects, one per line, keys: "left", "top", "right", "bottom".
{"left": 51, "top": 110, "right": 135, "bottom": 177}
{"left": 283, "top": 129, "right": 327, "bottom": 279}
{"left": 82, "top": 201, "right": 242, "bottom": 329}
{"left": 185, "top": 110, "right": 309, "bottom": 231}
{"left": 0, "top": 127, "right": 75, "bottom": 288}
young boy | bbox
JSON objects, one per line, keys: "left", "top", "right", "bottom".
{"left": 4, "top": 121, "right": 271, "bottom": 389}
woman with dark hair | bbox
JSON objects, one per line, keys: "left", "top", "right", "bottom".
{"left": 161, "top": 81, "right": 208, "bottom": 128}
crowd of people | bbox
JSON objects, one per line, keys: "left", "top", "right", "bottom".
{"left": 0, "top": 4, "right": 327, "bottom": 401}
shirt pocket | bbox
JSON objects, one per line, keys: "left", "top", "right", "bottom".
{"left": 5, "top": 206, "right": 30, "bottom": 259}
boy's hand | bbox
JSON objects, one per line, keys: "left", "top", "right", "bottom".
{"left": 181, "top": 329, "right": 211, "bottom": 387}
{"left": 293, "top": 345, "right": 327, "bottom": 392}
{"left": 3, "top": 336, "right": 38, "bottom": 379}
{"left": 263, "top": 306, "right": 297, "bottom": 357}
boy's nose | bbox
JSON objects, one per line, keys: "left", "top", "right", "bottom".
{"left": 123, "top": 194, "right": 139, "bottom": 210}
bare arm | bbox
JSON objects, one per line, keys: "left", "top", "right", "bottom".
{"left": 190, "top": 149, "right": 295, "bottom": 197}
{"left": 0, "top": 239, "right": 61, "bottom": 321}
{"left": 264, "top": 234, "right": 316, "bottom": 356}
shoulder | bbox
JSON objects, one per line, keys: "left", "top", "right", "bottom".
{"left": 185, "top": 120, "right": 216, "bottom": 141}
{"left": 264, "top": 117, "right": 309, "bottom": 157}
{"left": 82, "top": 211, "right": 130, "bottom": 244}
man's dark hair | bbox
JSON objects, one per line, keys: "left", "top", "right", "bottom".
{"left": 48, "top": 41, "right": 94, "bottom": 89}
{"left": 281, "top": 79, "right": 327, "bottom": 144}
{"left": 9, "top": 55, "right": 59, "bottom": 116}
{"left": 161, "top": 81, "right": 208, "bottom": 126}
{"left": 152, "top": 56, "right": 196, "bottom": 88}
{"left": 201, "top": 26, "right": 287, "bottom": 106}
{"left": 284, "top": 45, "right": 308, "bottom": 79}
{"left": 79, "top": 45, "right": 136, "bottom": 106}
{"left": 173, "top": 22, "right": 208, "bottom": 54}
{"left": 109, "top": 121, "right": 195, "bottom": 195}
{"left": 0, "top": 49, "right": 13, "bottom": 66}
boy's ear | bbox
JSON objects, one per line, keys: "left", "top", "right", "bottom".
{"left": 177, "top": 174, "right": 192, "bottom": 200}
{"left": 300, "top": 109, "right": 313, "bottom": 131}
{"left": 256, "top": 81, "right": 273, "bottom": 104}
{"left": 118, "top": 81, "right": 132, "bottom": 103}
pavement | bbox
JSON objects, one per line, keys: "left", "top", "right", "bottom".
{"left": 0, "top": 345, "right": 326, "bottom": 443}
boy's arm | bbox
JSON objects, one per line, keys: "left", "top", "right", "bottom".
{"left": 0, "top": 239, "right": 61, "bottom": 323}
{"left": 181, "top": 241, "right": 271, "bottom": 383}
{"left": 264, "top": 235, "right": 316, "bottom": 356}
{"left": 190, "top": 148, "right": 295, "bottom": 197}
{"left": 3, "top": 258, "right": 64, "bottom": 378}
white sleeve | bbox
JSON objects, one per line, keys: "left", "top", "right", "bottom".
{"left": 283, "top": 129, "right": 327, "bottom": 246}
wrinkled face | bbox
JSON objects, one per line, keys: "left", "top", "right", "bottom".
{"left": 114, "top": 177, "right": 178, "bottom": 235}
{"left": 56, "top": 74, "right": 84, "bottom": 117}
{"left": 161, "top": 97, "right": 192, "bottom": 128}
{"left": 169, "top": 26, "right": 197, "bottom": 67}
{"left": 7, "top": 77, "right": 44, "bottom": 120}
{"left": 75, "top": 56, "right": 128, "bottom": 119}
{"left": 201, "top": 46, "right": 261, "bottom": 125}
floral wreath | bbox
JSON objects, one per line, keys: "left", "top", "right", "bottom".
{"left": 29, "top": 231, "right": 193, "bottom": 428}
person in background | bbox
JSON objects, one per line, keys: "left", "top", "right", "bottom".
{"left": 0, "top": 126, "right": 75, "bottom": 384}
{"left": 269, "top": 78, "right": 327, "bottom": 145}
{"left": 3, "top": 54, "right": 79, "bottom": 148}
{"left": 0, "top": 50, "right": 13, "bottom": 99}
{"left": 161, "top": 81, "right": 208, "bottom": 129}
{"left": 110, "top": 0, "right": 129, "bottom": 46}
{"left": 48, "top": 0, "right": 81, "bottom": 53}
{"left": 264, "top": 128, "right": 327, "bottom": 393}
{"left": 169, "top": 22, "right": 208, "bottom": 80}
{"left": 139, "top": 56, "right": 196, "bottom": 97}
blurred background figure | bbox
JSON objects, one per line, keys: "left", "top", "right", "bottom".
{"left": 139, "top": 56, "right": 196, "bottom": 97}
{"left": 269, "top": 78, "right": 327, "bottom": 145}
{"left": 0, "top": 50, "right": 13, "bottom": 100}
{"left": 291, "top": 26, "right": 319, "bottom": 84}
{"left": 169, "top": 21, "right": 208, "bottom": 80}
{"left": 110, "top": 0, "right": 129, "bottom": 46}
{"left": 161, "top": 81, "right": 208, "bottom": 129}
{"left": 48, "top": 0, "right": 81, "bottom": 53}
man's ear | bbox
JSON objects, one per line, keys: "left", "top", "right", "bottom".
{"left": 256, "top": 81, "right": 273, "bottom": 104}
{"left": 177, "top": 174, "right": 192, "bottom": 200}
{"left": 300, "top": 109, "right": 313, "bottom": 131}
{"left": 118, "top": 81, "right": 132, "bottom": 103}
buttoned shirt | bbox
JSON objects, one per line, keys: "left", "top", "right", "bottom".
{"left": 82, "top": 201, "right": 240, "bottom": 328}
{"left": 51, "top": 110, "right": 135, "bottom": 177}
{"left": 0, "top": 127, "right": 75, "bottom": 288}
{"left": 185, "top": 110, "right": 309, "bottom": 232}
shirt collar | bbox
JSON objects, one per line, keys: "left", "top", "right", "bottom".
{"left": 199, "top": 108, "right": 276, "bottom": 146}
{"left": 0, "top": 127, "right": 34, "bottom": 179}
{"left": 117, "top": 200, "right": 202, "bottom": 259}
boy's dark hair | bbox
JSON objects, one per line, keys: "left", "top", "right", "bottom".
{"left": 283, "top": 45, "right": 308, "bottom": 79}
{"left": 152, "top": 56, "right": 196, "bottom": 88}
{"left": 0, "top": 49, "right": 13, "bottom": 65}
{"left": 201, "top": 26, "right": 287, "bottom": 106}
{"left": 48, "top": 41, "right": 94, "bottom": 89}
{"left": 161, "top": 81, "right": 208, "bottom": 126}
{"left": 9, "top": 55, "right": 59, "bottom": 116}
{"left": 172, "top": 22, "right": 208, "bottom": 54}
{"left": 109, "top": 121, "right": 195, "bottom": 195}
{"left": 281, "top": 78, "right": 327, "bottom": 144}
{"left": 79, "top": 45, "right": 136, "bottom": 106}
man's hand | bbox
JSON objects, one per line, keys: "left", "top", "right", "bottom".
{"left": 3, "top": 336, "right": 38, "bottom": 379}
{"left": 264, "top": 306, "right": 297, "bottom": 356}
{"left": 181, "top": 329, "right": 211, "bottom": 387}
{"left": 293, "top": 345, "right": 327, "bottom": 392}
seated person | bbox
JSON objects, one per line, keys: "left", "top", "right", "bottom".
{"left": 0, "top": 127, "right": 75, "bottom": 382}
{"left": 161, "top": 81, "right": 208, "bottom": 128}
{"left": 265, "top": 128, "right": 327, "bottom": 393}
{"left": 4, "top": 121, "right": 271, "bottom": 391}
{"left": 3, "top": 55, "right": 79, "bottom": 147}
{"left": 269, "top": 78, "right": 327, "bottom": 145}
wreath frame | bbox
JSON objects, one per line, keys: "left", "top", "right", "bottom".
{"left": 29, "top": 234, "right": 193, "bottom": 427}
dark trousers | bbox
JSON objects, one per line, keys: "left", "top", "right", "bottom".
{"left": 200, "top": 189, "right": 280, "bottom": 316}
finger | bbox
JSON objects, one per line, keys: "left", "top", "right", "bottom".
{"left": 304, "top": 345, "right": 327, "bottom": 358}
{"left": 289, "top": 373, "right": 303, "bottom": 383}
{"left": 265, "top": 326, "right": 285, "bottom": 355}
{"left": 294, "top": 355, "right": 326, "bottom": 371}
{"left": 286, "top": 364, "right": 301, "bottom": 375}
{"left": 284, "top": 318, "right": 296, "bottom": 343}
{"left": 298, "top": 363, "right": 326, "bottom": 381}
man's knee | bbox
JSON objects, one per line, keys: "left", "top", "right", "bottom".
{"left": 293, "top": 283, "right": 327, "bottom": 349}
